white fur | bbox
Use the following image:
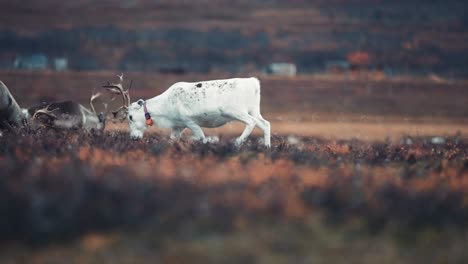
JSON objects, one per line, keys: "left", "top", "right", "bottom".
{"left": 128, "top": 77, "right": 271, "bottom": 147}
{"left": 21, "top": 108, "right": 30, "bottom": 119}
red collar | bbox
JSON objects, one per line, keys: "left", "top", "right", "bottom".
{"left": 143, "top": 102, "right": 153, "bottom": 126}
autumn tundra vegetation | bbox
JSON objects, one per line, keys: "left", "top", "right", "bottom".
{"left": 0, "top": 72, "right": 467, "bottom": 263}
{"left": 1, "top": 0, "right": 468, "bottom": 263}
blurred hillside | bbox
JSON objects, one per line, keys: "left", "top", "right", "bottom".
{"left": 0, "top": 0, "right": 467, "bottom": 76}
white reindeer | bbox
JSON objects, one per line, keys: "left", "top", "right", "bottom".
{"left": 106, "top": 77, "right": 271, "bottom": 147}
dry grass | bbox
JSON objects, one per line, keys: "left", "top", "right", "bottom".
{"left": 0, "top": 128, "right": 467, "bottom": 263}
{"left": 0, "top": 71, "right": 467, "bottom": 262}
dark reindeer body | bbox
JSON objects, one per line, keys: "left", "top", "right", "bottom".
{"left": 1, "top": 74, "right": 128, "bottom": 132}
{"left": 0, "top": 81, "right": 24, "bottom": 129}
{"left": 27, "top": 101, "right": 84, "bottom": 129}
{"left": 26, "top": 100, "right": 106, "bottom": 130}
{"left": 1, "top": 80, "right": 106, "bottom": 131}
{"left": 27, "top": 101, "right": 81, "bottom": 116}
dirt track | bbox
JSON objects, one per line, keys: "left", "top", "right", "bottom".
{"left": 106, "top": 120, "right": 468, "bottom": 142}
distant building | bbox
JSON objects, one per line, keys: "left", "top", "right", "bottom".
{"left": 266, "top": 63, "right": 297, "bottom": 76}
{"left": 14, "top": 54, "right": 48, "bottom": 70}
{"left": 53, "top": 58, "right": 68, "bottom": 72}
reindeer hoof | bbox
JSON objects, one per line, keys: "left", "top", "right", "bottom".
{"left": 234, "top": 138, "right": 245, "bottom": 146}
{"left": 206, "top": 136, "right": 219, "bottom": 143}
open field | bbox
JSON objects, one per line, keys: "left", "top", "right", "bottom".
{"left": 0, "top": 71, "right": 468, "bottom": 263}
{"left": 1, "top": 0, "right": 467, "bottom": 262}
{"left": 0, "top": 129, "right": 467, "bottom": 263}
{"left": 2, "top": 71, "right": 467, "bottom": 118}
{"left": 106, "top": 121, "right": 468, "bottom": 142}
{"left": 1, "top": 70, "right": 467, "bottom": 141}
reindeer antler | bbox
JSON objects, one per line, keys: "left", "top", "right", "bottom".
{"left": 102, "top": 73, "right": 132, "bottom": 122}
{"left": 89, "top": 87, "right": 103, "bottom": 115}
{"left": 32, "top": 105, "right": 58, "bottom": 119}
{"left": 32, "top": 105, "right": 59, "bottom": 127}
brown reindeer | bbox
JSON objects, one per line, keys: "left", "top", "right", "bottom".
{"left": 0, "top": 74, "right": 131, "bottom": 131}
{"left": 0, "top": 80, "right": 24, "bottom": 129}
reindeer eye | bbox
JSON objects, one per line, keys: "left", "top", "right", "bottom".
{"left": 129, "top": 115, "right": 133, "bottom": 121}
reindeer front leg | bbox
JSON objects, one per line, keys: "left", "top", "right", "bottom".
{"left": 170, "top": 127, "right": 185, "bottom": 140}
{"left": 185, "top": 121, "right": 206, "bottom": 143}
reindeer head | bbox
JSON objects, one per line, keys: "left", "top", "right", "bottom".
{"left": 102, "top": 74, "right": 156, "bottom": 140}
{"left": 127, "top": 99, "right": 149, "bottom": 140}
{"left": 102, "top": 75, "right": 146, "bottom": 140}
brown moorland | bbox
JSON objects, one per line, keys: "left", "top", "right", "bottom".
{"left": 0, "top": 127, "right": 467, "bottom": 263}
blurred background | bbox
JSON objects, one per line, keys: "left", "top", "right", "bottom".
{"left": 1, "top": 1, "right": 468, "bottom": 263}
{"left": 0, "top": 0, "right": 467, "bottom": 140}
{"left": 1, "top": 0, "right": 468, "bottom": 76}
